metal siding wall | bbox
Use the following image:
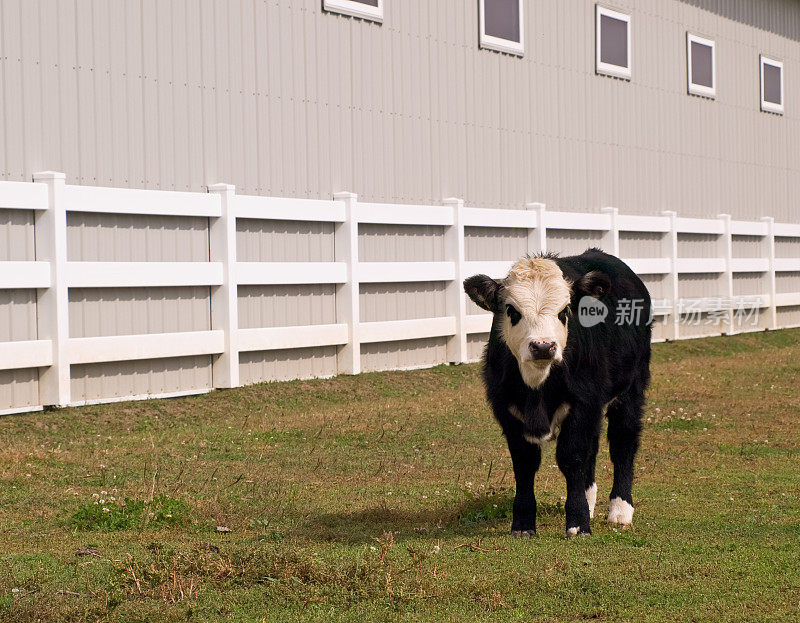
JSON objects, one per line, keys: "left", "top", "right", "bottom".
{"left": 358, "top": 225, "right": 445, "bottom": 262}
{"left": 239, "top": 347, "right": 338, "bottom": 384}
{"left": 65, "top": 211, "right": 212, "bottom": 401}
{"left": 67, "top": 213, "right": 210, "bottom": 262}
{"left": 619, "top": 232, "right": 665, "bottom": 260}
{"left": 467, "top": 333, "right": 490, "bottom": 361}
{"left": 236, "top": 219, "right": 335, "bottom": 262}
{"left": 547, "top": 229, "right": 605, "bottom": 255}
{"left": 775, "top": 236, "right": 800, "bottom": 258}
{"left": 776, "top": 271, "right": 800, "bottom": 293}
{"left": 732, "top": 234, "right": 764, "bottom": 257}
{"left": 360, "top": 337, "right": 449, "bottom": 373}
{"left": 2, "top": 0, "right": 799, "bottom": 220}
{"left": 235, "top": 218, "right": 338, "bottom": 383}
{"left": 0, "top": 208, "right": 39, "bottom": 409}
{"left": 238, "top": 285, "right": 337, "bottom": 329}
{"left": 357, "top": 223, "right": 448, "bottom": 370}
{"left": 70, "top": 355, "right": 213, "bottom": 403}
{"left": 464, "top": 226, "right": 529, "bottom": 262}
{"left": 68, "top": 287, "right": 211, "bottom": 338}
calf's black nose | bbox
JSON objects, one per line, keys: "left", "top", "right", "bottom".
{"left": 529, "top": 340, "right": 556, "bottom": 359}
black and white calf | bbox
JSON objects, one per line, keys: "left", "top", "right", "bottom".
{"left": 464, "top": 249, "right": 651, "bottom": 537}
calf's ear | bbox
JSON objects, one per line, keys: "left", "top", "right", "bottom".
{"left": 464, "top": 274, "right": 501, "bottom": 312}
{"left": 574, "top": 270, "right": 611, "bottom": 299}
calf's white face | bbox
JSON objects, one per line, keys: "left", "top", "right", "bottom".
{"left": 464, "top": 257, "right": 572, "bottom": 388}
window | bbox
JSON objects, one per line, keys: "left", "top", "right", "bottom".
{"left": 479, "top": 0, "right": 524, "bottom": 56}
{"left": 687, "top": 34, "right": 715, "bottom": 98}
{"left": 323, "top": 0, "right": 383, "bottom": 22}
{"left": 760, "top": 55, "right": 784, "bottom": 114}
{"left": 596, "top": 5, "right": 631, "bottom": 80}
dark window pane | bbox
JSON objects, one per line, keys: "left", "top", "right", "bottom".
{"left": 764, "top": 63, "right": 782, "bottom": 105}
{"left": 484, "top": 0, "right": 520, "bottom": 43}
{"left": 600, "top": 14, "right": 628, "bottom": 68}
{"left": 352, "top": 0, "right": 379, "bottom": 5}
{"left": 691, "top": 41, "right": 713, "bottom": 88}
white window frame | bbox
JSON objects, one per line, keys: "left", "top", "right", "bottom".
{"left": 686, "top": 33, "right": 716, "bottom": 99}
{"left": 479, "top": 0, "right": 525, "bottom": 57}
{"left": 595, "top": 5, "right": 631, "bottom": 80}
{"left": 323, "top": 0, "right": 383, "bottom": 23}
{"left": 760, "top": 55, "right": 784, "bottom": 115}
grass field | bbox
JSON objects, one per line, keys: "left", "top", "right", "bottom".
{"left": 1, "top": 329, "right": 800, "bottom": 622}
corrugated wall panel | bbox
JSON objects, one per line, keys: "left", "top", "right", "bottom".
{"left": 64, "top": 210, "right": 213, "bottom": 402}
{"left": 361, "top": 337, "right": 449, "bottom": 373}
{"left": 239, "top": 347, "right": 337, "bottom": 384}
{"left": 776, "top": 271, "right": 800, "bottom": 293}
{"left": 2, "top": 0, "right": 799, "bottom": 220}
{"left": 238, "top": 285, "right": 337, "bottom": 329}
{"left": 357, "top": 223, "right": 447, "bottom": 370}
{"left": 359, "top": 283, "right": 446, "bottom": 323}
{"left": 0, "top": 369, "right": 39, "bottom": 412}
{"left": 464, "top": 227, "right": 529, "bottom": 262}
{"left": 236, "top": 219, "right": 335, "bottom": 262}
{"left": 467, "top": 333, "right": 490, "bottom": 361}
{"left": 776, "top": 305, "right": 800, "bottom": 327}
{"left": 619, "top": 232, "right": 665, "bottom": 259}
{"left": 678, "top": 233, "right": 720, "bottom": 257}
{"left": 68, "top": 287, "right": 211, "bottom": 338}
{"left": 0, "top": 207, "right": 39, "bottom": 408}
{"left": 679, "top": 273, "right": 722, "bottom": 298}
{"left": 234, "top": 218, "right": 337, "bottom": 384}
{"left": 70, "top": 355, "right": 212, "bottom": 403}
{"left": 775, "top": 236, "right": 800, "bottom": 258}
{"left": 732, "top": 235, "right": 764, "bottom": 257}
{"left": 358, "top": 225, "right": 445, "bottom": 262}
{"left": 66, "top": 213, "right": 210, "bottom": 262}
{"left": 547, "top": 229, "right": 605, "bottom": 255}
{"left": 0, "top": 289, "right": 37, "bottom": 342}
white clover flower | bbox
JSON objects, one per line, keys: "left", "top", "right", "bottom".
{"left": 432, "top": 545, "right": 441, "bottom": 554}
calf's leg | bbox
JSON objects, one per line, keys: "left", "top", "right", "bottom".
{"left": 502, "top": 419, "right": 542, "bottom": 537}
{"left": 584, "top": 429, "right": 600, "bottom": 519}
{"left": 606, "top": 386, "right": 645, "bottom": 525}
{"left": 556, "top": 403, "right": 600, "bottom": 536}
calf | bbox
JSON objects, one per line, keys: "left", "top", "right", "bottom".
{"left": 464, "top": 249, "right": 651, "bottom": 537}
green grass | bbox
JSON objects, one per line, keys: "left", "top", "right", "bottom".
{"left": 2, "top": 329, "right": 800, "bottom": 621}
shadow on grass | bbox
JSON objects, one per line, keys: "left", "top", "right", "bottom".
{"left": 295, "top": 493, "right": 567, "bottom": 544}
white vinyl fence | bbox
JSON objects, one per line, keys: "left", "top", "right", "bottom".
{"left": 1, "top": 173, "right": 799, "bottom": 415}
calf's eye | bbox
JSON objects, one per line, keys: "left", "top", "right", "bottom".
{"left": 506, "top": 304, "right": 521, "bottom": 326}
{"left": 558, "top": 308, "right": 569, "bottom": 325}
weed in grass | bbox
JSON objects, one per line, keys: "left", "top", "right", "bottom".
{"left": 70, "top": 494, "right": 190, "bottom": 531}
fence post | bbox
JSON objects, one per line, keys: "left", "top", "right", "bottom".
{"left": 333, "top": 192, "right": 361, "bottom": 375}
{"left": 526, "top": 202, "right": 547, "bottom": 254}
{"left": 761, "top": 216, "right": 778, "bottom": 330}
{"left": 443, "top": 198, "right": 467, "bottom": 364}
{"left": 717, "top": 214, "right": 734, "bottom": 334}
{"left": 661, "top": 210, "right": 680, "bottom": 340}
{"left": 208, "top": 184, "right": 240, "bottom": 388}
{"left": 32, "top": 171, "right": 70, "bottom": 407}
{"left": 601, "top": 207, "right": 620, "bottom": 256}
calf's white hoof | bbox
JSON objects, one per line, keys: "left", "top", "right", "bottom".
{"left": 607, "top": 497, "right": 634, "bottom": 525}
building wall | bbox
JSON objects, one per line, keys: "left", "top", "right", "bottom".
{"left": 0, "top": 0, "right": 799, "bottom": 220}
{"left": 0, "top": 208, "right": 39, "bottom": 411}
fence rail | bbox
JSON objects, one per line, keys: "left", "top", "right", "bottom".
{"left": 1, "top": 173, "right": 799, "bottom": 415}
